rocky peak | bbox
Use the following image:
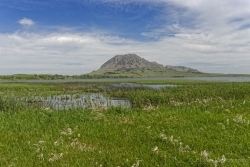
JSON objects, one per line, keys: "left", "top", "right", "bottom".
{"left": 100, "top": 54, "right": 163, "bottom": 69}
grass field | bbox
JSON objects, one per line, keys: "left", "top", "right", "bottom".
{"left": 0, "top": 81, "right": 250, "bottom": 166}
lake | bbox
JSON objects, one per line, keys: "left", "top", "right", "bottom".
{"left": 2, "top": 76, "right": 250, "bottom": 83}
{"left": 112, "top": 83, "right": 176, "bottom": 89}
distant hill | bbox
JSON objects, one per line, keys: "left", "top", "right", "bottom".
{"left": 87, "top": 54, "right": 203, "bottom": 78}
{"left": 165, "top": 65, "right": 200, "bottom": 73}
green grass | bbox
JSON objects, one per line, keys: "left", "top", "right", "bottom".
{"left": 0, "top": 81, "right": 250, "bottom": 166}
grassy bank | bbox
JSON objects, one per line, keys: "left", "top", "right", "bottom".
{"left": 0, "top": 81, "right": 250, "bottom": 166}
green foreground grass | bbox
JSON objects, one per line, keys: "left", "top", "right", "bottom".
{"left": 0, "top": 81, "right": 250, "bottom": 166}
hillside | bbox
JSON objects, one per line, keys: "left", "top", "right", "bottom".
{"left": 87, "top": 54, "right": 203, "bottom": 78}
{"left": 165, "top": 65, "right": 200, "bottom": 73}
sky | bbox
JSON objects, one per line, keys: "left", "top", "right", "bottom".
{"left": 1, "top": 0, "right": 250, "bottom": 75}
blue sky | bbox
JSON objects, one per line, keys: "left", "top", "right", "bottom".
{"left": 1, "top": 0, "right": 250, "bottom": 75}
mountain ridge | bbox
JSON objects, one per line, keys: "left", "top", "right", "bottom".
{"left": 88, "top": 54, "right": 202, "bottom": 77}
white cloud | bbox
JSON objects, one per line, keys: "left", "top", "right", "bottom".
{"left": 18, "top": 18, "right": 35, "bottom": 26}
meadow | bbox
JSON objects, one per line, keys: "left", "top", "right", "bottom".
{"left": 0, "top": 80, "right": 250, "bottom": 166}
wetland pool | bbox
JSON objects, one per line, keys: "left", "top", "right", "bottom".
{"left": 25, "top": 93, "right": 131, "bottom": 110}
{"left": 24, "top": 83, "right": 173, "bottom": 110}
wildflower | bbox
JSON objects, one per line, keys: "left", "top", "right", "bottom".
{"left": 152, "top": 146, "right": 159, "bottom": 153}
{"left": 70, "top": 138, "right": 88, "bottom": 151}
{"left": 38, "top": 141, "right": 45, "bottom": 144}
{"left": 38, "top": 153, "right": 44, "bottom": 162}
{"left": 35, "top": 147, "right": 40, "bottom": 153}
{"left": 233, "top": 114, "right": 245, "bottom": 123}
{"left": 74, "top": 126, "right": 79, "bottom": 131}
{"left": 61, "top": 127, "right": 73, "bottom": 136}
{"left": 160, "top": 133, "right": 167, "bottom": 140}
{"left": 208, "top": 159, "right": 218, "bottom": 167}
{"left": 179, "top": 142, "right": 190, "bottom": 153}
{"left": 48, "top": 153, "right": 63, "bottom": 162}
{"left": 218, "top": 123, "right": 225, "bottom": 129}
{"left": 220, "top": 155, "right": 226, "bottom": 163}
{"left": 201, "top": 150, "right": 209, "bottom": 159}
{"left": 54, "top": 138, "right": 63, "bottom": 146}
{"left": 169, "top": 135, "right": 178, "bottom": 145}
{"left": 131, "top": 160, "right": 141, "bottom": 167}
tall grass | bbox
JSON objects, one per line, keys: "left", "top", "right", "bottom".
{"left": 0, "top": 81, "right": 250, "bottom": 166}
{"left": 110, "top": 82, "right": 250, "bottom": 108}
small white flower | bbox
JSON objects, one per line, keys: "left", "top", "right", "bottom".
{"left": 131, "top": 160, "right": 141, "bottom": 167}
{"left": 54, "top": 138, "right": 63, "bottom": 146}
{"left": 152, "top": 146, "right": 159, "bottom": 153}
{"left": 207, "top": 159, "right": 218, "bottom": 167}
{"left": 48, "top": 153, "right": 63, "bottom": 162}
{"left": 38, "top": 153, "right": 44, "bottom": 162}
{"left": 61, "top": 127, "right": 73, "bottom": 136}
{"left": 38, "top": 141, "right": 45, "bottom": 144}
{"left": 233, "top": 114, "right": 245, "bottom": 123}
{"left": 74, "top": 126, "right": 79, "bottom": 131}
{"left": 201, "top": 150, "right": 209, "bottom": 159}
{"left": 218, "top": 123, "right": 225, "bottom": 129}
{"left": 220, "top": 155, "right": 226, "bottom": 163}
{"left": 160, "top": 133, "right": 167, "bottom": 140}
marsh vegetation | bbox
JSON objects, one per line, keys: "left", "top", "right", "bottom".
{"left": 0, "top": 81, "right": 250, "bottom": 166}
